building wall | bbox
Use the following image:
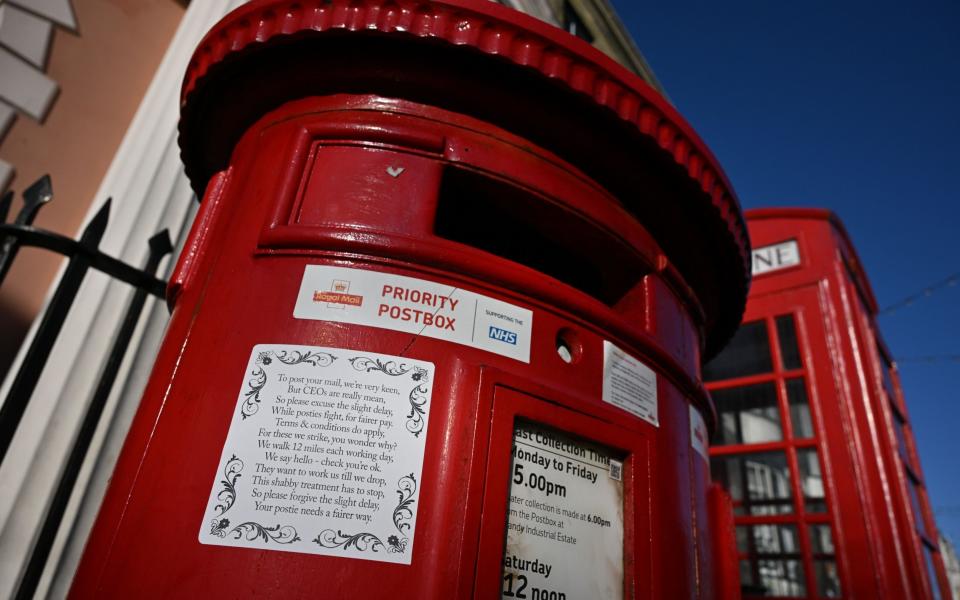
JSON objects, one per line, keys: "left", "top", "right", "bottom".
{"left": 0, "top": 0, "right": 185, "bottom": 379}
{"left": 505, "top": 0, "right": 664, "bottom": 93}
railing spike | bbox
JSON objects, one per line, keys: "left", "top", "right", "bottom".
{"left": 16, "top": 175, "right": 53, "bottom": 226}
{"left": 1, "top": 176, "right": 55, "bottom": 284}
{"left": 148, "top": 229, "right": 174, "bottom": 257}
{"left": 80, "top": 198, "right": 111, "bottom": 246}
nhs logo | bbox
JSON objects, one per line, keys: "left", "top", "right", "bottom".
{"left": 488, "top": 326, "right": 518, "bottom": 345}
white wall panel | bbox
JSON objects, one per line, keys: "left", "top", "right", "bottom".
{"left": 5, "top": 0, "right": 75, "bottom": 30}
{"left": 0, "top": 46, "right": 56, "bottom": 120}
{"left": 0, "top": 4, "right": 54, "bottom": 68}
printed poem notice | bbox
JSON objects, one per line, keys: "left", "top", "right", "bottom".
{"left": 198, "top": 344, "right": 434, "bottom": 564}
{"left": 504, "top": 422, "right": 625, "bottom": 599}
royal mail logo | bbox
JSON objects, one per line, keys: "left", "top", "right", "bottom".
{"left": 488, "top": 326, "right": 518, "bottom": 345}
{"left": 314, "top": 279, "right": 363, "bottom": 307}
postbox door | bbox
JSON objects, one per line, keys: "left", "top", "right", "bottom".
{"left": 473, "top": 385, "right": 652, "bottom": 599}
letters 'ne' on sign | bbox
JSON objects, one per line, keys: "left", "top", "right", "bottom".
{"left": 751, "top": 239, "right": 800, "bottom": 276}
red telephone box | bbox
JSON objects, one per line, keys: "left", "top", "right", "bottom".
{"left": 705, "top": 208, "right": 951, "bottom": 599}
{"left": 70, "top": 1, "right": 750, "bottom": 597}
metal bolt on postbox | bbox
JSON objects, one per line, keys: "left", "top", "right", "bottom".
{"left": 70, "top": 1, "right": 750, "bottom": 598}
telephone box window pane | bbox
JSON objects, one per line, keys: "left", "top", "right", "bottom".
{"left": 703, "top": 321, "right": 773, "bottom": 381}
{"left": 814, "top": 560, "right": 842, "bottom": 597}
{"left": 736, "top": 526, "right": 749, "bottom": 553}
{"left": 761, "top": 560, "right": 807, "bottom": 597}
{"left": 741, "top": 559, "right": 807, "bottom": 597}
{"left": 797, "top": 448, "right": 826, "bottom": 513}
{"left": 923, "top": 544, "right": 944, "bottom": 600}
{"left": 739, "top": 526, "right": 807, "bottom": 597}
{"left": 907, "top": 472, "right": 926, "bottom": 533}
{"left": 881, "top": 367, "right": 897, "bottom": 401}
{"left": 809, "top": 524, "right": 843, "bottom": 594}
{"left": 740, "top": 524, "right": 801, "bottom": 556}
{"left": 808, "top": 524, "right": 835, "bottom": 555}
{"left": 740, "top": 559, "right": 757, "bottom": 591}
{"left": 786, "top": 378, "right": 814, "bottom": 439}
{"left": 775, "top": 315, "right": 803, "bottom": 370}
{"left": 893, "top": 410, "right": 911, "bottom": 464}
{"left": 713, "top": 382, "right": 782, "bottom": 445}
{"left": 879, "top": 348, "right": 898, "bottom": 401}
{"left": 711, "top": 452, "right": 794, "bottom": 515}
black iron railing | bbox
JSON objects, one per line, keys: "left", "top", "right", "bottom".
{"left": 0, "top": 175, "right": 172, "bottom": 599}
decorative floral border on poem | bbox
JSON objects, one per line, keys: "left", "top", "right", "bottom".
{"left": 312, "top": 473, "right": 418, "bottom": 554}
{"left": 347, "top": 356, "right": 430, "bottom": 437}
{"left": 209, "top": 455, "right": 301, "bottom": 544}
{"left": 241, "top": 350, "right": 337, "bottom": 419}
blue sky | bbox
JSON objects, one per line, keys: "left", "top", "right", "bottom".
{"left": 610, "top": 1, "right": 960, "bottom": 542}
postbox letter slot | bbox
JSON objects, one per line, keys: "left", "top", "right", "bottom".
{"left": 434, "top": 166, "right": 648, "bottom": 307}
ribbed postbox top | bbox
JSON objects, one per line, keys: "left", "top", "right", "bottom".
{"left": 176, "top": 0, "right": 750, "bottom": 359}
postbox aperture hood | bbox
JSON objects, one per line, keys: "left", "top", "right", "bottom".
{"left": 177, "top": 0, "right": 750, "bottom": 360}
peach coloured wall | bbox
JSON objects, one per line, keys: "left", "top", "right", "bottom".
{"left": 0, "top": 0, "right": 185, "bottom": 378}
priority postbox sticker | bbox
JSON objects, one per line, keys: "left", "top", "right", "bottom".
{"left": 293, "top": 265, "right": 533, "bottom": 363}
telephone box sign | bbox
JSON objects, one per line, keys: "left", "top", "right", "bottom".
{"left": 751, "top": 239, "right": 800, "bottom": 275}
{"left": 503, "top": 421, "right": 625, "bottom": 599}
{"left": 198, "top": 344, "right": 434, "bottom": 565}
{"left": 294, "top": 265, "right": 533, "bottom": 363}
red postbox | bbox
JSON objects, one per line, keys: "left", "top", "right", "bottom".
{"left": 70, "top": 1, "right": 750, "bottom": 598}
